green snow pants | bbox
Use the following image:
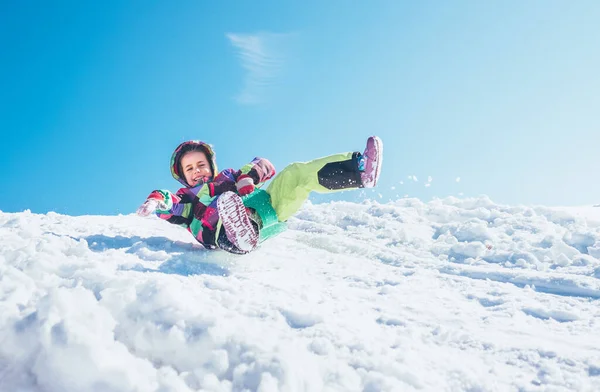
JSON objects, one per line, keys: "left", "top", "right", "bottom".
{"left": 266, "top": 151, "right": 363, "bottom": 221}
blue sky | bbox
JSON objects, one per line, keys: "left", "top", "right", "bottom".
{"left": 1, "top": 1, "right": 599, "bottom": 215}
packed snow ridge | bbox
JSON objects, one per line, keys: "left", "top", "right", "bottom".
{"left": 1, "top": 196, "right": 600, "bottom": 392}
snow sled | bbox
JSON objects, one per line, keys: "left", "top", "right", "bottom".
{"left": 217, "top": 189, "right": 287, "bottom": 253}
{"left": 241, "top": 189, "right": 287, "bottom": 242}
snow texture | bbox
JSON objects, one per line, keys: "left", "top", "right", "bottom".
{"left": 1, "top": 197, "right": 600, "bottom": 392}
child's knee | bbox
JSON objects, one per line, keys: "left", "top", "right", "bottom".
{"left": 280, "top": 162, "right": 311, "bottom": 187}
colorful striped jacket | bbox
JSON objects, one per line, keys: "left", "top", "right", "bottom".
{"left": 148, "top": 141, "right": 275, "bottom": 249}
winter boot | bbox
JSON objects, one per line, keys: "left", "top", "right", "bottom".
{"left": 217, "top": 191, "right": 259, "bottom": 252}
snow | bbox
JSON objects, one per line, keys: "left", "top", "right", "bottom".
{"left": 1, "top": 197, "right": 600, "bottom": 391}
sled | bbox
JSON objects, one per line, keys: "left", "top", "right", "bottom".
{"left": 241, "top": 188, "right": 287, "bottom": 243}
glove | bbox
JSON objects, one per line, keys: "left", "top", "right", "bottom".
{"left": 236, "top": 174, "right": 255, "bottom": 196}
{"left": 136, "top": 191, "right": 169, "bottom": 217}
{"left": 137, "top": 199, "right": 163, "bottom": 217}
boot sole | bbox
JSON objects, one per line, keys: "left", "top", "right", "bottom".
{"left": 370, "top": 136, "right": 383, "bottom": 185}
{"left": 217, "top": 191, "right": 259, "bottom": 252}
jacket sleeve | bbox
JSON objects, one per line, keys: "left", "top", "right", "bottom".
{"left": 237, "top": 157, "right": 276, "bottom": 187}
{"left": 146, "top": 189, "right": 194, "bottom": 226}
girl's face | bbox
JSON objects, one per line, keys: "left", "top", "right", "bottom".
{"left": 181, "top": 150, "right": 212, "bottom": 186}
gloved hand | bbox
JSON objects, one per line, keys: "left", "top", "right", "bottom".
{"left": 136, "top": 191, "right": 169, "bottom": 217}
{"left": 236, "top": 174, "right": 255, "bottom": 196}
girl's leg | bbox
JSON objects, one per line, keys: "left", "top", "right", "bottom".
{"left": 266, "top": 152, "right": 363, "bottom": 221}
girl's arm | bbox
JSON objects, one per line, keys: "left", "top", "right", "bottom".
{"left": 138, "top": 189, "right": 194, "bottom": 226}
{"left": 237, "top": 157, "right": 276, "bottom": 186}
{"left": 207, "top": 158, "right": 276, "bottom": 197}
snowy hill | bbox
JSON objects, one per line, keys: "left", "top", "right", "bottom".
{"left": 1, "top": 197, "right": 600, "bottom": 392}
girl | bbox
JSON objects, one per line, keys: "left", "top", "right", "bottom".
{"left": 137, "top": 136, "right": 383, "bottom": 254}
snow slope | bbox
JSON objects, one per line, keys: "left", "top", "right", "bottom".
{"left": 1, "top": 197, "right": 600, "bottom": 392}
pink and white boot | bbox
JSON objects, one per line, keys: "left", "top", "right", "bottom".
{"left": 360, "top": 136, "right": 383, "bottom": 188}
{"left": 217, "top": 191, "right": 259, "bottom": 252}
